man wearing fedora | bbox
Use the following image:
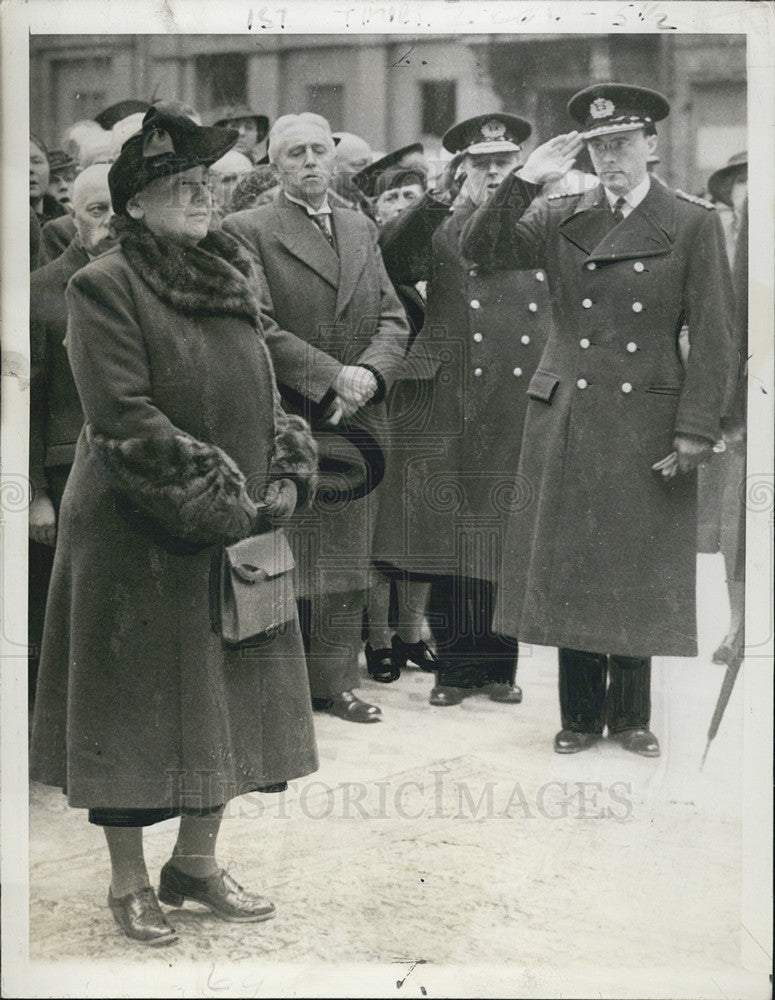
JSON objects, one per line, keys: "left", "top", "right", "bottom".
{"left": 462, "top": 84, "right": 735, "bottom": 756}
{"left": 223, "top": 112, "right": 409, "bottom": 724}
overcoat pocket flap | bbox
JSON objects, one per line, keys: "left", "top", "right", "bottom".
{"left": 225, "top": 529, "right": 296, "bottom": 582}
{"left": 646, "top": 385, "right": 681, "bottom": 395}
{"left": 527, "top": 370, "right": 561, "bottom": 404}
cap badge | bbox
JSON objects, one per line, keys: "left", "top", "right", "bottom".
{"left": 589, "top": 98, "right": 616, "bottom": 120}
{"left": 480, "top": 119, "right": 506, "bottom": 140}
{"left": 143, "top": 127, "right": 175, "bottom": 159}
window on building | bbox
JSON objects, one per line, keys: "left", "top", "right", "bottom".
{"left": 421, "top": 81, "right": 457, "bottom": 137}
{"left": 306, "top": 84, "right": 344, "bottom": 133}
{"left": 195, "top": 54, "right": 247, "bottom": 110}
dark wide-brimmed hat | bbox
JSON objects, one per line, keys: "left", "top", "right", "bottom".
{"left": 108, "top": 105, "right": 238, "bottom": 216}
{"left": 352, "top": 143, "right": 425, "bottom": 197}
{"left": 94, "top": 99, "right": 152, "bottom": 131}
{"left": 707, "top": 151, "right": 747, "bottom": 206}
{"left": 569, "top": 83, "right": 670, "bottom": 140}
{"left": 442, "top": 114, "right": 531, "bottom": 156}
{"left": 209, "top": 105, "right": 269, "bottom": 142}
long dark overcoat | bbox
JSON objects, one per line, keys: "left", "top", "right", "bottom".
{"left": 372, "top": 195, "right": 553, "bottom": 582}
{"left": 462, "top": 176, "right": 734, "bottom": 656}
{"left": 30, "top": 227, "right": 319, "bottom": 810}
{"left": 29, "top": 238, "right": 89, "bottom": 498}
{"left": 223, "top": 194, "right": 409, "bottom": 597}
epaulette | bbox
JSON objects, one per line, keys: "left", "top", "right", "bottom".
{"left": 546, "top": 191, "right": 578, "bottom": 201}
{"left": 675, "top": 188, "right": 715, "bottom": 210}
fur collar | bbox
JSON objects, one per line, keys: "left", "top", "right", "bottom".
{"left": 113, "top": 216, "right": 261, "bottom": 326}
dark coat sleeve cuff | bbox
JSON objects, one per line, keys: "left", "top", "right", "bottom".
{"left": 268, "top": 412, "right": 319, "bottom": 509}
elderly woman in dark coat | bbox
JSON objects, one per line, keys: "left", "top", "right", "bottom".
{"left": 29, "top": 107, "right": 319, "bottom": 947}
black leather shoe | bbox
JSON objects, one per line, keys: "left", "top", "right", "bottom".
{"left": 554, "top": 729, "right": 598, "bottom": 754}
{"left": 392, "top": 635, "right": 441, "bottom": 673}
{"left": 488, "top": 683, "right": 523, "bottom": 704}
{"left": 159, "top": 862, "right": 276, "bottom": 922}
{"left": 429, "top": 684, "right": 466, "bottom": 706}
{"left": 107, "top": 885, "right": 178, "bottom": 946}
{"left": 612, "top": 728, "right": 661, "bottom": 757}
{"left": 316, "top": 690, "right": 382, "bottom": 723}
{"left": 365, "top": 643, "right": 400, "bottom": 683}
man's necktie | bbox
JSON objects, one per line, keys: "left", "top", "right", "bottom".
{"left": 311, "top": 213, "right": 336, "bottom": 252}
{"left": 611, "top": 196, "right": 627, "bottom": 223}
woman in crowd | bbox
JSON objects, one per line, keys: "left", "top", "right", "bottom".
{"left": 30, "top": 135, "right": 68, "bottom": 228}
{"left": 30, "top": 106, "right": 319, "bottom": 947}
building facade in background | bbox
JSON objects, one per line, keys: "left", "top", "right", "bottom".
{"left": 30, "top": 33, "right": 746, "bottom": 194}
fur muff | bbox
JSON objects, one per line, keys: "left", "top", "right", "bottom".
{"left": 269, "top": 413, "right": 319, "bottom": 509}
{"left": 88, "top": 427, "right": 261, "bottom": 547}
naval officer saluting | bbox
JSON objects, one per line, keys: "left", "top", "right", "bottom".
{"left": 461, "top": 84, "right": 735, "bottom": 756}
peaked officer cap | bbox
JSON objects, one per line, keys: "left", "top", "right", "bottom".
{"left": 569, "top": 84, "right": 669, "bottom": 140}
{"left": 442, "top": 114, "right": 531, "bottom": 156}
{"left": 109, "top": 105, "right": 238, "bottom": 216}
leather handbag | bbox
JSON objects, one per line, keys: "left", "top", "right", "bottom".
{"left": 218, "top": 528, "right": 297, "bottom": 644}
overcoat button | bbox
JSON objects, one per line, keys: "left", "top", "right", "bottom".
{"left": 513, "top": 367, "right": 522, "bottom": 377}
{"left": 469, "top": 268, "right": 478, "bottom": 277}
{"left": 535, "top": 271, "right": 545, "bottom": 281}
{"left": 582, "top": 298, "right": 592, "bottom": 308}
{"left": 470, "top": 299, "right": 480, "bottom": 309}
{"left": 473, "top": 332, "right": 483, "bottom": 342}
{"left": 577, "top": 378, "right": 588, "bottom": 389}
{"left": 627, "top": 341, "right": 637, "bottom": 353}
{"left": 586, "top": 262, "right": 597, "bottom": 271}
{"left": 633, "top": 261, "right": 645, "bottom": 272}
{"left": 622, "top": 382, "right": 633, "bottom": 393}
{"left": 632, "top": 301, "right": 643, "bottom": 312}
{"left": 521, "top": 335, "right": 530, "bottom": 345}
{"left": 528, "top": 302, "right": 538, "bottom": 312}
{"left": 579, "top": 338, "right": 590, "bottom": 349}
{"left": 474, "top": 367, "right": 483, "bottom": 376}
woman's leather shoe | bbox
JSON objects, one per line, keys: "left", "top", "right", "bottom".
{"left": 318, "top": 690, "right": 382, "bottom": 723}
{"left": 365, "top": 643, "right": 400, "bottom": 683}
{"left": 554, "top": 729, "right": 598, "bottom": 754}
{"left": 159, "top": 862, "right": 276, "bottom": 922}
{"left": 107, "top": 885, "right": 178, "bottom": 946}
{"left": 488, "top": 683, "right": 523, "bottom": 704}
{"left": 429, "top": 684, "right": 465, "bottom": 706}
{"left": 392, "top": 635, "right": 441, "bottom": 673}
{"left": 612, "top": 728, "right": 661, "bottom": 757}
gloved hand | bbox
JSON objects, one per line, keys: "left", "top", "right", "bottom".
{"left": 518, "top": 131, "right": 583, "bottom": 185}
{"left": 261, "top": 478, "right": 298, "bottom": 524}
{"left": 330, "top": 365, "right": 378, "bottom": 414}
{"left": 673, "top": 433, "right": 714, "bottom": 473}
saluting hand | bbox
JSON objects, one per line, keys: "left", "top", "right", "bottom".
{"left": 431, "top": 152, "right": 467, "bottom": 206}
{"left": 518, "top": 131, "right": 584, "bottom": 186}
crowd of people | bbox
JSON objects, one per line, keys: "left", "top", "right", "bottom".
{"left": 27, "top": 85, "right": 747, "bottom": 947}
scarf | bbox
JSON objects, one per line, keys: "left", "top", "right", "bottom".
{"left": 111, "top": 215, "right": 262, "bottom": 328}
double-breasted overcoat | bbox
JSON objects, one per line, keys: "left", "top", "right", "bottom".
{"left": 30, "top": 226, "right": 319, "bottom": 810}
{"left": 462, "top": 176, "right": 735, "bottom": 656}
{"left": 373, "top": 195, "right": 553, "bottom": 582}
{"left": 223, "top": 193, "right": 409, "bottom": 597}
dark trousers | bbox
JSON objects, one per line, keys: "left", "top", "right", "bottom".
{"left": 297, "top": 590, "right": 364, "bottom": 699}
{"left": 428, "top": 576, "right": 518, "bottom": 688}
{"left": 559, "top": 647, "right": 651, "bottom": 734}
